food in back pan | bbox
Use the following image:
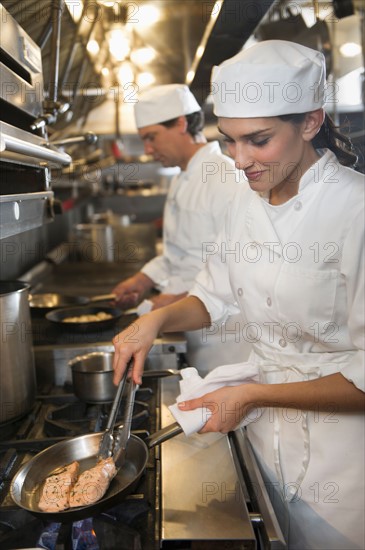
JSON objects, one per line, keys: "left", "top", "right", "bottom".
{"left": 62, "top": 311, "right": 113, "bottom": 323}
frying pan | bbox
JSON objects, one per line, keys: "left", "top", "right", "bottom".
{"left": 45, "top": 305, "right": 123, "bottom": 332}
{"left": 29, "top": 293, "right": 116, "bottom": 311}
{"left": 10, "top": 423, "right": 182, "bottom": 522}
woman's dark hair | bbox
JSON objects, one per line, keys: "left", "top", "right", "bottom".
{"left": 160, "top": 110, "right": 205, "bottom": 137}
{"left": 279, "top": 112, "right": 357, "bottom": 167}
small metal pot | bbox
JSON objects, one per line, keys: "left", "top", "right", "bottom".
{"left": 70, "top": 352, "right": 116, "bottom": 403}
{"left": 69, "top": 351, "right": 180, "bottom": 403}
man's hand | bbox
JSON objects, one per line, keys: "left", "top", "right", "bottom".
{"left": 112, "top": 272, "right": 154, "bottom": 309}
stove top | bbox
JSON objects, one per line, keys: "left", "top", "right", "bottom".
{"left": 3, "top": 257, "right": 285, "bottom": 548}
{"left": 0, "top": 380, "right": 160, "bottom": 550}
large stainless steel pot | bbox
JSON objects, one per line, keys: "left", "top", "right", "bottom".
{"left": 71, "top": 223, "right": 115, "bottom": 262}
{"left": 0, "top": 281, "right": 36, "bottom": 425}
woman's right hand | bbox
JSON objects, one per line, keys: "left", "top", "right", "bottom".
{"left": 112, "top": 295, "right": 211, "bottom": 386}
{"left": 112, "top": 312, "right": 160, "bottom": 385}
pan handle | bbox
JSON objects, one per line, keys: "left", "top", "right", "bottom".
{"left": 146, "top": 422, "right": 183, "bottom": 448}
{"left": 89, "top": 293, "right": 116, "bottom": 302}
{"left": 142, "top": 369, "right": 181, "bottom": 378}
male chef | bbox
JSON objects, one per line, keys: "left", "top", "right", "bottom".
{"left": 113, "top": 84, "right": 250, "bottom": 372}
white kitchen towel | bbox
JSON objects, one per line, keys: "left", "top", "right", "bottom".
{"left": 169, "top": 364, "right": 261, "bottom": 436}
{"left": 137, "top": 299, "right": 154, "bottom": 316}
{"left": 137, "top": 277, "right": 189, "bottom": 316}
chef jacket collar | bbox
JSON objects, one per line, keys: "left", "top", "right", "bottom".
{"left": 181, "top": 141, "right": 221, "bottom": 174}
{"left": 258, "top": 149, "right": 330, "bottom": 203}
{"left": 246, "top": 149, "right": 335, "bottom": 253}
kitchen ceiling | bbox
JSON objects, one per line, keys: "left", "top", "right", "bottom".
{"left": 1, "top": 0, "right": 277, "bottom": 132}
{"left": 1, "top": 0, "right": 364, "bottom": 137}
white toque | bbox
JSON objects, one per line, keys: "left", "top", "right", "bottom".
{"left": 134, "top": 84, "right": 200, "bottom": 128}
{"left": 211, "top": 40, "right": 326, "bottom": 118}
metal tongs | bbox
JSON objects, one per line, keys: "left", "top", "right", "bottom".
{"left": 97, "top": 363, "right": 136, "bottom": 463}
{"left": 113, "top": 378, "right": 138, "bottom": 468}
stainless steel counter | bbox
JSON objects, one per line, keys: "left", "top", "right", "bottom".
{"left": 159, "top": 377, "right": 286, "bottom": 548}
{"left": 159, "top": 376, "right": 257, "bottom": 546}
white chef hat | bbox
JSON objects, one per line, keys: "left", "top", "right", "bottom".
{"left": 134, "top": 84, "right": 201, "bottom": 128}
{"left": 211, "top": 40, "right": 326, "bottom": 118}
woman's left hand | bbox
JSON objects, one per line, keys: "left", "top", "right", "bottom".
{"left": 178, "top": 384, "right": 258, "bottom": 433}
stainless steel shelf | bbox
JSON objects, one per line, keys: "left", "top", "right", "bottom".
{"left": 0, "top": 191, "right": 54, "bottom": 239}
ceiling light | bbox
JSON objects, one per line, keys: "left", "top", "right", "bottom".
{"left": 64, "top": 0, "right": 83, "bottom": 23}
{"left": 137, "top": 72, "right": 155, "bottom": 88}
{"left": 210, "top": 1, "right": 223, "bottom": 20}
{"left": 339, "top": 42, "right": 361, "bottom": 58}
{"left": 131, "top": 47, "right": 156, "bottom": 66}
{"left": 137, "top": 5, "right": 160, "bottom": 26}
{"left": 196, "top": 45, "right": 205, "bottom": 59}
{"left": 117, "top": 62, "right": 135, "bottom": 85}
{"left": 101, "top": 67, "right": 110, "bottom": 76}
{"left": 186, "top": 70, "right": 195, "bottom": 85}
{"left": 337, "top": 68, "right": 362, "bottom": 106}
{"left": 87, "top": 40, "right": 100, "bottom": 55}
{"left": 109, "top": 29, "right": 130, "bottom": 61}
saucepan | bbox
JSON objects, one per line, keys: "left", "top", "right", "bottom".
{"left": 70, "top": 351, "right": 180, "bottom": 403}
{"left": 45, "top": 306, "right": 123, "bottom": 333}
{"left": 10, "top": 423, "right": 182, "bottom": 522}
{"left": 29, "top": 293, "right": 116, "bottom": 312}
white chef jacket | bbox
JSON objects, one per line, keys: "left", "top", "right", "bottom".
{"left": 142, "top": 141, "right": 252, "bottom": 372}
{"left": 142, "top": 141, "right": 242, "bottom": 290}
{"left": 190, "top": 149, "right": 365, "bottom": 548}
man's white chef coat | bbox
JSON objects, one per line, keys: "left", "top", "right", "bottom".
{"left": 190, "top": 149, "right": 365, "bottom": 548}
{"left": 141, "top": 141, "right": 242, "bottom": 292}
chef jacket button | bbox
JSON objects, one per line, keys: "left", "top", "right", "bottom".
{"left": 279, "top": 338, "right": 287, "bottom": 348}
{"left": 266, "top": 297, "right": 272, "bottom": 307}
{"left": 294, "top": 201, "right": 302, "bottom": 211}
{"left": 237, "top": 288, "right": 243, "bottom": 297}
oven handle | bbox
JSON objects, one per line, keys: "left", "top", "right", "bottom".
{"left": 2, "top": 133, "right": 72, "bottom": 165}
{"left": 228, "top": 430, "right": 287, "bottom": 549}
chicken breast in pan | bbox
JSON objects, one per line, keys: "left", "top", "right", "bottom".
{"left": 38, "top": 461, "right": 80, "bottom": 512}
{"left": 69, "top": 458, "right": 117, "bottom": 508}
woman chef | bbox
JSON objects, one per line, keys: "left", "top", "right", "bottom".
{"left": 112, "top": 40, "right": 365, "bottom": 548}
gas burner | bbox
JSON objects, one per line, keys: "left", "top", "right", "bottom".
{"left": 45, "top": 400, "right": 150, "bottom": 437}
{"left": 0, "top": 402, "right": 42, "bottom": 442}
{"left": 0, "top": 379, "right": 161, "bottom": 549}
{"left": 0, "top": 497, "right": 151, "bottom": 550}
